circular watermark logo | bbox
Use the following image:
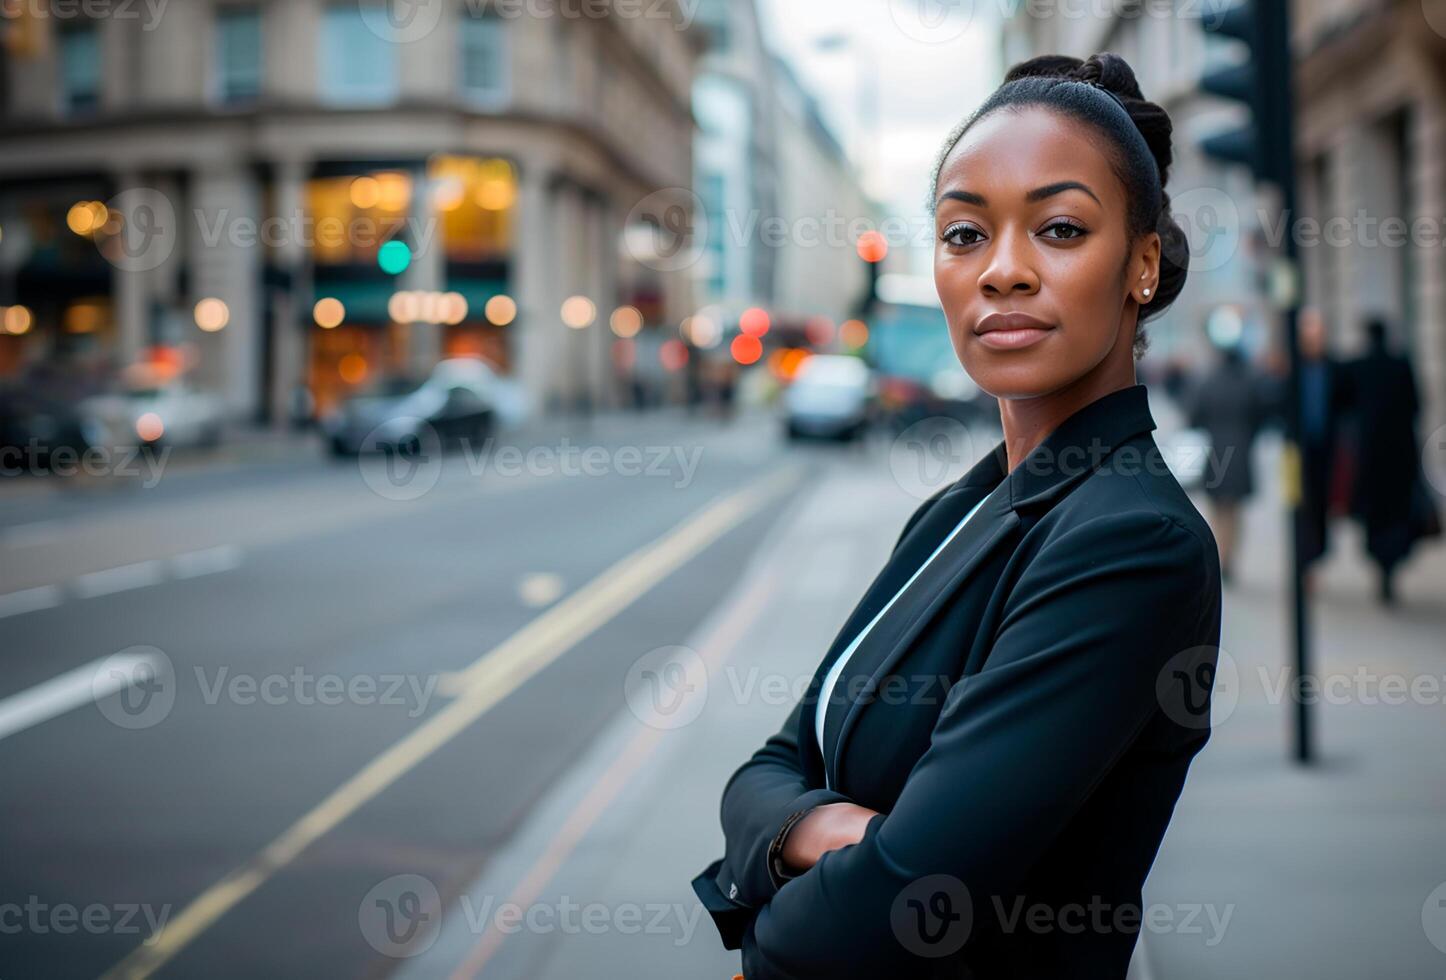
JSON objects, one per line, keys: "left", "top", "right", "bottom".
{"left": 889, "top": 417, "right": 977, "bottom": 501}
{"left": 1168, "top": 185, "right": 1241, "bottom": 275}
{"left": 891, "top": 874, "right": 972, "bottom": 957}
{"left": 359, "top": 873, "right": 443, "bottom": 957}
{"left": 887, "top": 0, "right": 976, "bottom": 45}
{"left": 93, "top": 646, "right": 176, "bottom": 730}
{"left": 357, "top": 419, "right": 443, "bottom": 502}
{"left": 358, "top": 0, "right": 445, "bottom": 43}
{"left": 1423, "top": 881, "right": 1446, "bottom": 954}
{"left": 96, "top": 188, "right": 178, "bottom": 273}
{"left": 623, "top": 645, "right": 708, "bottom": 730}
{"left": 1421, "top": 423, "right": 1446, "bottom": 499}
{"left": 623, "top": 187, "right": 707, "bottom": 273}
{"left": 1157, "top": 645, "right": 1239, "bottom": 729}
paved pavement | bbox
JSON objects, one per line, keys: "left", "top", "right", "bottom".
{"left": 1143, "top": 429, "right": 1446, "bottom": 979}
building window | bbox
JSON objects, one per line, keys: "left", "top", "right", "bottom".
{"left": 321, "top": 4, "right": 398, "bottom": 106}
{"left": 215, "top": 6, "right": 263, "bottom": 105}
{"left": 58, "top": 22, "right": 102, "bottom": 114}
{"left": 460, "top": 13, "right": 508, "bottom": 105}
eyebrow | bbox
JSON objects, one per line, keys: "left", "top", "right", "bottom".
{"left": 935, "top": 180, "right": 1101, "bottom": 209}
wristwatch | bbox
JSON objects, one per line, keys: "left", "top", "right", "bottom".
{"left": 766, "top": 806, "right": 817, "bottom": 888}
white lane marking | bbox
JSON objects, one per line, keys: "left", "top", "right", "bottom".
{"left": 0, "top": 586, "right": 62, "bottom": 620}
{"left": 517, "top": 572, "right": 564, "bottom": 607}
{"left": 0, "top": 650, "right": 167, "bottom": 741}
{"left": 0, "top": 546, "right": 245, "bottom": 615}
{"left": 71, "top": 560, "right": 166, "bottom": 599}
{"left": 171, "top": 545, "right": 243, "bottom": 580}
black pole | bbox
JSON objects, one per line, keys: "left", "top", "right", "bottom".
{"left": 1259, "top": 1, "right": 1311, "bottom": 763}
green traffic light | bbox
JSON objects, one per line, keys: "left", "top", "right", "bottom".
{"left": 378, "top": 240, "right": 412, "bottom": 275}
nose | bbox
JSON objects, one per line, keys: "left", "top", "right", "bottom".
{"left": 977, "top": 226, "right": 1040, "bottom": 297}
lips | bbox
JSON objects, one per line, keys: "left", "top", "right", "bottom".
{"left": 973, "top": 311, "right": 1056, "bottom": 351}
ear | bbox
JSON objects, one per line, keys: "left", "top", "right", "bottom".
{"left": 1129, "top": 232, "right": 1162, "bottom": 306}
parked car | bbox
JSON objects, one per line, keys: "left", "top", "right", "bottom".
{"left": 0, "top": 382, "right": 105, "bottom": 467}
{"left": 322, "top": 358, "right": 499, "bottom": 456}
{"left": 81, "top": 379, "right": 225, "bottom": 450}
{"left": 783, "top": 354, "right": 874, "bottom": 441}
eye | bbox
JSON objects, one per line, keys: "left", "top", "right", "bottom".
{"left": 1038, "top": 219, "right": 1088, "bottom": 241}
{"left": 940, "top": 222, "right": 985, "bottom": 248}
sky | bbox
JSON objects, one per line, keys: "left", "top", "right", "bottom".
{"left": 757, "top": 0, "right": 1004, "bottom": 275}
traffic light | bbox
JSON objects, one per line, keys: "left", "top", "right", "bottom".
{"left": 1197, "top": 0, "right": 1293, "bottom": 188}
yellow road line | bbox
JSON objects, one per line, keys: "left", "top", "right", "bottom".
{"left": 102, "top": 464, "right": 802, "bottom": 980}
{"left": 448, "top": 554, "right": 781, "bottom": 978}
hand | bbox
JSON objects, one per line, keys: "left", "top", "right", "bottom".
{"left": 779, "top": 802, "right": 880, "bottom": 874}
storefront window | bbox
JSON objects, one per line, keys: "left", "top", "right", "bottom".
{"left": 428, "top": 156, "right": 514, "bottom": 262}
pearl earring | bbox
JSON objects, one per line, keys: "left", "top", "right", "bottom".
{"left": 1143, "top": 288, "right": 1152, "bottom": 298}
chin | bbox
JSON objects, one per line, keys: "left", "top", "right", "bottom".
{"left": 953, "top": 340, "right": 1077, "bottom": 401}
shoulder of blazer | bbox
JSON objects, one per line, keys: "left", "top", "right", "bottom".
{"left": 1032, "top": 431, "right": 1218, "bottom": 561}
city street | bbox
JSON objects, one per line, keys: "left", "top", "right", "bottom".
{"left": 0, "top": 410, "right": 838, "bottom": 979}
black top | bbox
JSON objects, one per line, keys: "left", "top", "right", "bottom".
{"left": 692, "top": 383, "right": 1223, "bottom": 979}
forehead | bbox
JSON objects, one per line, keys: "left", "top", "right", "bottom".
{"left": 937, "top": 106, "right": 1123, "bottom": 204}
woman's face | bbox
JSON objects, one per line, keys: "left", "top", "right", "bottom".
{"left": 933, "top": 107, "right": 1160, "bottom": 400}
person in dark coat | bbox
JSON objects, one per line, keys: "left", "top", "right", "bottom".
{"left": 1185, "top": 342, "right": 1271, "bottom": 582}
{"left": 1347, "top": 317, "right": 1423, "bottom": 604}
{"left": 1295, "top": 308, "right": 1352, "bottom": 576}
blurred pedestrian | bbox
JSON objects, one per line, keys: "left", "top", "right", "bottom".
{"left": 1295, "top": 308, "right": 1351, "bottom": 581}
{"left": 1347, "top": 317, "right": 1426, "bottom": 605}
{"left": 1185, "top": 342, "right": 1271, "bottom": 583}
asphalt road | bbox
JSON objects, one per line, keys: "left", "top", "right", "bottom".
{"left": 0, "top": 410, "right": 841, "bottom": 979}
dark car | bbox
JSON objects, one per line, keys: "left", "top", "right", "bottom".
{"left": 0, "top": 381, "right": 104, "bottom": 474}
{"left": 321, "top": 359, "right": 498, "bottom": 457}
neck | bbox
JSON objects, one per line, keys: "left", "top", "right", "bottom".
{"left": 998, "top": 350, "right": 1137, "bottom": 473}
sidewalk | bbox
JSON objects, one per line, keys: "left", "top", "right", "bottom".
{"left": 1143, "top": 431, "right": 1446, "bottom": 978}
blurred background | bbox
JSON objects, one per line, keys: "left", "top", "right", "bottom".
{"left": 1, "top": 0, "right": 1445, "bottom": 977}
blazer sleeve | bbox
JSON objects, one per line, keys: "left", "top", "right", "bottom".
{"left": 713, "top": 479, "right": 958, "bottom": 909}
{"left": 740, "top": 509, "right": 1217, "bottom": 979}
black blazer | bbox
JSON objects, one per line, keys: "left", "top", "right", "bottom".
{"left": 692, "top": 383, "right": 1222, "bottom": 979}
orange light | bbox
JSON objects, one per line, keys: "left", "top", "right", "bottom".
{"left": 610, "top": 305, "right": 643, "bottom": 338}
{"left": 313, "top": 297, "right": 346, "bottom": 329}
{"left": 731, "top": 333, "right": 763, "bottom": 366}
{"left": 439, "top": 292, "right": 469, "bottom": 325}
{"left": 338, "top": 353, "right": 368, "bottom": 384}
{"left": 561, "top": 296, "right": 596, "bottom": 329}
{"left": 67, "top": 201, "right": 98, "bottom": 236}
{"left": 739, "top": 307, "right": 770, "bottom": 338}
{"left": 135, "top": 412, "right": 165, "bottom": 443}
{"left": 389, "top": 291, "right": 420, "bottom": 324}
{"left": 856, "top": 231, "right": 888, "bottom": 264}
{"left": 4, "top": 305, "right": 34, "bottom": 335}
{"left": 194, "top": 298, "right": 230, "bottom": 332}
{"left": 768, "top": 347, "right": 811, "bottom": 381}
{"left": 349, "top": 176, "right": 381, "bottom": 210}
{"left": 485, "top": 294, "right": 517, "bottom": 326}
{"left": 840, "top": 319, "right": 870, "bottom": 348}
{"left": 374, "top": 172, "right": 411, "bottom": 212}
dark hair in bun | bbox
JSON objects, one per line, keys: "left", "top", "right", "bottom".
{"left": 928, "top": 52, "right": 1188, "bottom": 358}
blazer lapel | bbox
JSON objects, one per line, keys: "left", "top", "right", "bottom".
{"left": 825, "top": 487, "right": 1019, "bottom": 789}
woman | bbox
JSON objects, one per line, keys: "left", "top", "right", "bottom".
{"left": 692, "top": 54, "right": 1221, "bottom": 978}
